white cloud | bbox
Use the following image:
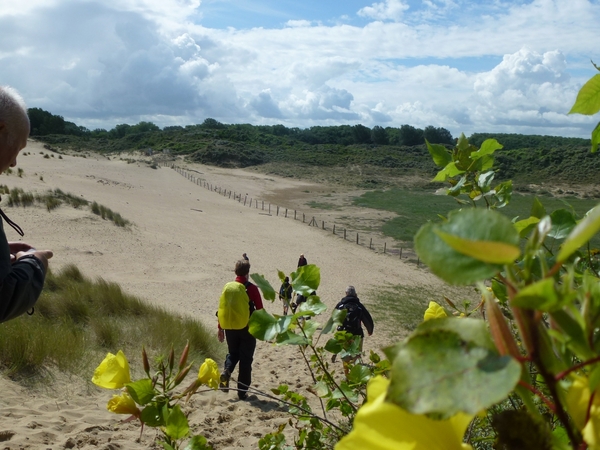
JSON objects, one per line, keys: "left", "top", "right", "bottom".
{"left": 357, "top": 0, "right": 410, "bottom": 22}
{"left": 1, "top": 0, "right": 598, "bottom": 137}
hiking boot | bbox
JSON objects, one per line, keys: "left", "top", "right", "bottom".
{"left": 220, "top": 370, "right": 230, "bottom": 393}
{"left": 238, "top": 391, "right": 248, "bottom": 400}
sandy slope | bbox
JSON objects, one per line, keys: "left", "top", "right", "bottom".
{"left": 0, "top": 140, "right": 451, "bottom": 449}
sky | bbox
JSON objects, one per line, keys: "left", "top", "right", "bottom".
{"left": 1, "top": 0, "right": 599, "bottom": 138}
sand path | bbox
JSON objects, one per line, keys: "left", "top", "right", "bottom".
{"left": 0, "top": 141, "right": 448, "bottom": 449}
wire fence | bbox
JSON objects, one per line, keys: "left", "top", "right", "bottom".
{"left": 164, "top": 163, "right": 423, "bottom": 267}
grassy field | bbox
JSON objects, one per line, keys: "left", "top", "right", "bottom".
{"left": 353, "top": 188, "right": 600, "bottom": 248}
{"left": 0, "top": 264, "right": 222, "bottom": 384}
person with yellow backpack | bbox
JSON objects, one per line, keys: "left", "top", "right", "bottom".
{"left": 217, "top": 259, "right": 264, "bottom": 400}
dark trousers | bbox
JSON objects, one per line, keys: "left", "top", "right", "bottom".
{"left": 224, "top": 327, "right": 257, "bottom": 394}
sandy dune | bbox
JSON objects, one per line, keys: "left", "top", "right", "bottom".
{"left": 0, "top": 140, "right": 449, "bottom": 449}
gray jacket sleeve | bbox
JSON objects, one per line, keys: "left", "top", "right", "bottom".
{"left": 0, "top": 220, "right": 46, "bottom": 323}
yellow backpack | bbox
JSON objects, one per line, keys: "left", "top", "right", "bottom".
{"left": 218, "top": 281, "right": 252, "bottom": 330}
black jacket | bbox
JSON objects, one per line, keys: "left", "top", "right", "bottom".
{"left": 0, "top": 218, "right": 46, "bottom": 323}
{"left": 335, "top": 295, "right": 374, "bottom": 337}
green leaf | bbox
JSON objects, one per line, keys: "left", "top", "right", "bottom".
{"left": 248, "top": 309, "right": 280, "bottom": 341}
{"left": 477, "top": 171, "right": 495, "bottom": 190}
{"left": 277, "top": 269, "right": 286, "bottom": 282}
{"left": 125, "top": 379, "right": 155, "bottom": 406}
{"left": 275, "top": 330, "right": 310, "bottom": 345}
{"left": 549, "top": 310, "right": 594, "bottom": 360}
{"left": 321, "top": 308, "right": 347, "bottom": 334}
{"left": 592, "top": 121, "right": 600, "bottom": 153}
{"left": 347, "top": 364, "right": 372, "bottom": 384}
{"left": 511, "top": 279, "right": 559, "bottom": 310}
{"left": 426, "top": 140, "right": 452, "bottom": 167}
{"left": 514, "top": 216, "right": 540, "bottom": 238}
{"left": 250, "top": 273, "right": 276, "bottom": 301}
{"left": 296, "top": 296, "right": 327, "bottom": 315}
{"left": 557, "top": 205, "right": 600, "bottom": 262}
{"left": 432, "top": 162, "right": 463, "bottom": 182}
{"left": 386, "top": 327, "right": 521, "bottom": 417}
{"left": 569, "top": 74, "right": 600, "bottom": 115}
{"left": 184, "top": 435, "right": 211, "bottom": 450}
{"left": 165, "top": 404, "right": 189, "bottom": 440}
{"left": 471, "top": 139, "right": 503, "bottom": 160}
{"left": 324, "top": 338, "right": 343, "bottom": 354}
{"left": 531, "top": 197, "right": 546, "bottom": 219}
{"left": 291, "top": 265, "right": 320, "bottom": 296}
{"left": 434, "top": 229, "right": 520, "bottom": 264}
{"left": 314, "top": 381, "right": 329, "bottom": 397}
{"left": 548, "top": 209, "right": 577, "bottom": 240}
{"left": 140, "top": 404, "right": 163, "bottom": 427}
{"left": 415, "top": 209, "right": 520, "bottom": 285}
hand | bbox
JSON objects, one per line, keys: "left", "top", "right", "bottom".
{"left": 217, "top": 329, "right": 225, "bottom": 343}
{"left": 9, "top": 242, "right": 34, "bottom": 254}
{"left": 16, "top": 249, "right": 53, "bottom": 270}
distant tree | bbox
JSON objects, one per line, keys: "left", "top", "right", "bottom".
{"left": 423, "top": 126, "right": 454, "bottom": 145}
{"left": 201, "top": 118, "right": 225, "bottom": 129}
{"left": 110, "top": 124, "right": 132, "bottom": 139}
{"left": 272, "top": 124, "right": 289, "bottom": 136}
{"left": 371, "top": 125, "right": 389, "bottom": 145}
{"left": 352, "top": 124, "right": 372, "bottom": 144}
{"left": 132, "top": 121, "right": 160, "bottom": 133}
{"left": 398, "top": 124, "right": 424, "bottom": 146}
{"left": 28, "top": 107, "right": 66, "bottom": 135}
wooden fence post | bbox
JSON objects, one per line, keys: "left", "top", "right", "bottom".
{"left": 333, "top": 224, "right": 336, "bottom": 234}
{"left": 322, "top": 221, "right": 325, "bottom": 230}
{"left": 384, "top": 242, "right": 387, "bottom": 253}
{"left": 285, "top": 208, "right": 288, "bottom": 218}
{"left": 262, "top": 201, "right": 264, "bottom": 210}
{"left": 369, "top": 238, "right": 372, "bottom": 249}
{"left": 356, "top": 233, "right": 359, "bottom": 244}
{"left": 294, "top": 210, "right": 297, "bottom": 220}
{"left": 277, "top": 206, "right": 279, "bottom": 216}
{"left": 303, "top": 213, "right": 305, "bottom": 223}
{"left": 344, "top": 229, "right": 346, "bottom": 240}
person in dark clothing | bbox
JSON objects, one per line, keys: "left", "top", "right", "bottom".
{"left": 297, "top": 253, "right": 307, "bottom": 267}
{"left": 0, "top": 86, "right": 53, "bottom": 322}
{"left": 334, "top": 286, "right": 374, "bottom": 373}
{"left": 278, "top": 276, "right": 292, "bottom": 315}
{"left": 217, "top": 259, "right": 264, "bottom": 400}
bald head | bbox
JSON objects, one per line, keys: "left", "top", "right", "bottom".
{"left": 0, "top": 86, "right": 29, "bottom": 172}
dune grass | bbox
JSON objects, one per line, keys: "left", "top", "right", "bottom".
{"left": 0, "top": 264, "right": 222, "bottom": 383}
{"left": 4, "top": 186, "right": 130, "bottom": 227}
{"left": 369, "top": 283, "right": 478, "bottom": 340}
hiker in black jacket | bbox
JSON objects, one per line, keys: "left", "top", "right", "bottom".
{"left": 335, "top": 286, "right": 374, "bottom": 337}
{"left": 334, "top": 286, "right": 374, "bottom": 374}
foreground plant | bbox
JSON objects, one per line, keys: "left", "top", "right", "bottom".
{"left": 248, "top": 265, "right": 389, "bottom": 449}
{"left": 333, "top": 65, "right": 600, "bottom": 449}
{"left": 92, "top": 345, "right": 217, "bottom": 450}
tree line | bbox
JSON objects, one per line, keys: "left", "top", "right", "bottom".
{"left": 27, "top": 108, "right": 454, "bottom": 146}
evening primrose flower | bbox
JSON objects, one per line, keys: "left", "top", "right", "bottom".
{"left": 107, "top": 392, "right": 139, "bottom": 416}
{"left": 336, "top": 376, "right": 473, "bottom": 450}
{"left": 198, "top": 358, "right": 220, "bottom": 389}
{"left": 92, "top": 350, "right": 131, "bottom": 389}
{"left": 565, "top": 375, "right": 600, "bottom": 449}
{"left": 423, "top": 302, "right": 447, "bottom": 321}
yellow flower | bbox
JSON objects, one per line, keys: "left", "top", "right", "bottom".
{"left": 565, "top": 375, "right": 600, "bottom": 449}
{"left": 336, "top": 376, "right": 473, "bottom": 450}
{"left": 107, "top": 392, "right": 139, "bottom": 416}
{"left": 198, "top": 358, "right": 220, "bottom": 389}
{"left": 423, "top": 302, "right": 447, "bottom": 321}
{"left": 92, "top": 350, "right": 131, "bottom": 389}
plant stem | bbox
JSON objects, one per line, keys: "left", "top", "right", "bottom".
{"left": 555, "top": 355, "right": 600, "bottom": 381}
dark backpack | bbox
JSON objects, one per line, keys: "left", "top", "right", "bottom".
{"left": 337, "top": 300, "right": 363, "bottom": 336}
